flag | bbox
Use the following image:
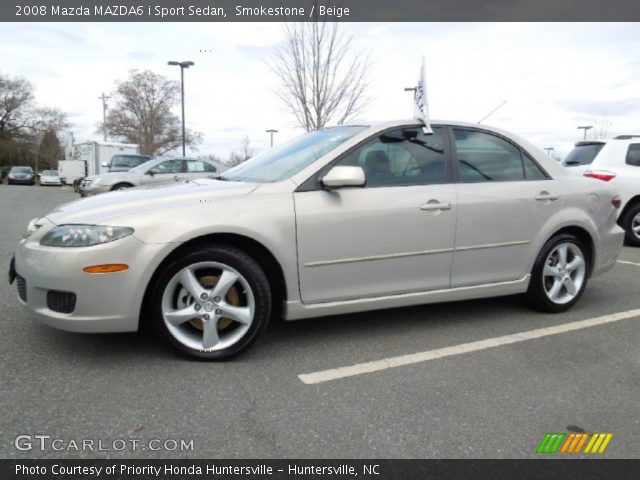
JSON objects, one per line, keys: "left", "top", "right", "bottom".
{"left": 413, "top": 57, "right": 432, "bottom": 134}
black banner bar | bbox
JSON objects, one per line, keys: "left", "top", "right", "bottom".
{"left": 3, "top": 459, "right": 640, "bottom": 480}
{"left": 5, "top": 0, "right": 640, "bottom": 22}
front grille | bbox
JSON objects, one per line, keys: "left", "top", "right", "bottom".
{"left": 16, "top": 275, "right": 27, "bottom": 302}
{"left": 47, "top": 290, "right": 76, "bottom": 314}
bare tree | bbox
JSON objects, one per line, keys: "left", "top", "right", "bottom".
{"left": 228, "top": 134, "right": 255, "bottom": 166}
{"left": 590, "top": 118, "right": 614, "bottom": 140}
{"left": 269, "top": 21, "right": 370, "bottom": 131}
{"left": 100, "top": 70, "right": 202, "bottom": 156}
{"left": 0, "top": 74, "right": 35, "bottom": 136}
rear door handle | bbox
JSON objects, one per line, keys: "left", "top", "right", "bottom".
{"left": 535, "top": 191, "right": 559, "bottom": 202}
{"left": 420, "top": 200, "right": 452, "bottom": 211}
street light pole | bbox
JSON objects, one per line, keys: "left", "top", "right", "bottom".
{"left": 544, "top": 147, "right": 554, "bottom": 156}
{"left": 265, "top": 129, "right": 278, "bottom": 148}
{"left": 577, "top": 125, "right": 593, "bottom": 141}
{"left": 98, "top": 92, "right": 110, "bottom": 141}
{"left": 168, "top": 60, "right": 195, "bottom": 157}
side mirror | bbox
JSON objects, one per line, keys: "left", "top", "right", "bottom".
{"left": 321, "top": 166, "right": 365, "bottom": 189}
{"left": 146, "top": 169, "right": 156, "bottom": 176}
{"left": 100, "top": 162, "right": 109, "bottom": 168}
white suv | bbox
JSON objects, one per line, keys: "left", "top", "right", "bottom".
{"left": 581, "top": 136, "right": 640, "bottom": 246}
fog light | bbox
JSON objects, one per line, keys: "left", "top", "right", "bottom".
{"left": 83, "top": 264, "right": 129, "bottom": 274}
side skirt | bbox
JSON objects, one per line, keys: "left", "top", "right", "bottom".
{"left": 283, "top": 275, "right": 531, "bottom": 321}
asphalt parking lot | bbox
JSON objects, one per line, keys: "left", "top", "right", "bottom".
{"left": 1, "top": 185, "right": 639, "bottom": 459}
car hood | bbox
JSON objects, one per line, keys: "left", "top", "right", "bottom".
{"left": 45, "top": 178, "right": 258, "bottom": 225}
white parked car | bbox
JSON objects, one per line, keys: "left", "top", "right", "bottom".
{"left": 579, "top": 136, "right": 640, "bottom": 246}
{"left": 79, "top": 157, "right": 219, "bottom": 197}
{"left": 39, "top": 170, "right": 62, "bottom": 186}
{"left": 561, "top": 140, "right": 606, "bottom": 175}
{"left": 10, "top": 120, "right": 624, "bottom": 359}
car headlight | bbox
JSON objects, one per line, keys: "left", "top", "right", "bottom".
{"left": 40, "top": 225, "right": 134, "bottom": 247}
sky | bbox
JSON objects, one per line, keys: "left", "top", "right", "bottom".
{"left": 1, "top": 22, "right": 639, "bottom": 160}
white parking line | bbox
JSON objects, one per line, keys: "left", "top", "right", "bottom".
{"left": 298, "top": 308, "right": 640, "bottom": 385}
{"left": 617, "top": 260, "right": 640, "bottom": 267}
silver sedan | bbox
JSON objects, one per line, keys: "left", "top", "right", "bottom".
{"left": 10, "top": 120, "right": 624, "bottom": 359}
{"left": 78, "top": 157, "right": 219, "bottom": 196}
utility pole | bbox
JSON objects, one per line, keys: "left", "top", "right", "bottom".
{"left": 265, "top": 129, "right": 278, "bottom": 148}
{"left": 577, "top": 125, "right": 593, "bottom": 141}
{"left": 99, "top": 93, "right": 110, "bottom": 141}
{"left": 168, "top": 61, "right": 195, "bottom": 157}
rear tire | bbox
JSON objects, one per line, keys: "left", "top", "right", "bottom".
{"left": 148, "top": 244, "right": 272, "bottom": 360}
{"left": 621, "top": 203, "right": 640, "bottom": 247}
{"left": 526, "top": 233, "right": 589, "bottom": 313}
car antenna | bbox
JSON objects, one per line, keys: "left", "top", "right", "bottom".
{"left": 478, "top": 100, "right": 508, "bottom": 124}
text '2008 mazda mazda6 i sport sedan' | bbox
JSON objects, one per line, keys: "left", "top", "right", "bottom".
{"left": 9, "top": 120, "right": 625, "bottom": 359}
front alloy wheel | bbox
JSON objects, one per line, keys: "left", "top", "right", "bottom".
{"left": 150, "top": 245, "right": 271, "bottom": 359}
{"left": 526, "top": 233, "right": 589, "bottom": 312}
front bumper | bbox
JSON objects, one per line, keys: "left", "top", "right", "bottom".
{"left": 11, "top": 228, "right": 167, "bottom": 333}
{"left": 79, "top": 183, "right": 111, "bottom": 197}
{"left": 40, "top": 179, "right": 62, "bottom": 186}
{"left": 9, "top": 177, "right": 34, "bottom": 185}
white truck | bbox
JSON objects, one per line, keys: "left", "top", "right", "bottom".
{"left": 63, "top": 141, "right": 141, "bottom": 184}
{"left": 57, "top": 160, "right": 87, "bottom": 185}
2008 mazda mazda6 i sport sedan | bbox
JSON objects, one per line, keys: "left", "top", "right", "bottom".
{"left": 9, "top": 120, "right": 625, "bottom": 359}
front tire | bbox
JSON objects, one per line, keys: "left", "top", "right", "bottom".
{"left": 621, "top": 203, "right": 640, "bottom": 247}
{"left": 111, "top": 183, "right": 133, "bottom": 191}
{"left": 148, "top": 244, "right": 272, "bottom": 359}
{"left": 526, "top": 233, "right": 589, "bottom": 313}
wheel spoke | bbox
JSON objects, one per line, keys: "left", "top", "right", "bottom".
{"left": 164, "top": 305, "right": 199, "bottom": 326}
{"left": 633, "top": 224, "right": 640, "bottom": 234}
{"left": 566, "top": 256, "right": 585, "bottom": 272}
{"left": 557, "top": 244, "right": 568, "bottom": 268}
{"left": 211, "top": 269, "right": 239, "bottom": 300}
{"left": 179, "top": 268, "right": 207, "bottom": 300}
{"left": 544, "top": 264, "right": 560, "bottom": 278}
{"left": 565, "top": 278, "right": 577, "bottom": 296}
{"left": 202, "top": 319, "right": 220, "bottom": 349}
{"left": 219, "top": 304, "right": 252, "bottom": 325}
{"left": 548, "top": 279, "right": 563, "bottom": 300}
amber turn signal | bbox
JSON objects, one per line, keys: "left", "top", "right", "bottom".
{"left": 82, "top": 264, "right": 129, "bottom": 274}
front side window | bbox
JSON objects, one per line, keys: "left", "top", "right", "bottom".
{"left": 626, "top": 144, "right": 640, "bottom": 166}
{"left": 187, "top": 160, "right": 217, "bottom": 173}
{"left": 335, "top": 127, "right": 446, "bottom": 187}
{"left": 454, "top": 129, "right": 546, "bottom": 182}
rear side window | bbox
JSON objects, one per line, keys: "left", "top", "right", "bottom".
{"left": 626, "top": 144, "right": 640, "bottom": 166}
{"left": 454, "top": 129, "right": 546, "bottom": 182}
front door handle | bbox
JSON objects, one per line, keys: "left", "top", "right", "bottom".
{"left": 420, "top": 200, "right": 452, "bottom": 211}
{"left": 535, "top": 191, "right": 559, "bottom": 202}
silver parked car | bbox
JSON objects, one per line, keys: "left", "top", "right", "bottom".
{"left": 10, "top": 120, "right": 624, "bottom": 359}
{"left": 78, "top": 157, "right": 218, "bottom": 196}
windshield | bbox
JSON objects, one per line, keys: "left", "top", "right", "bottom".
{"left": 563, "top": 143, "right": 604, "bottom": 166}
{"left": 42, "top": 170, "right": 58, "bottom": 175}
{"left": 128, "top": 159, "right": 157, "bottom": 173}
{"left": 222, "top": 126, "right": 368, "bottom": 183}
{"left": 12, "top": 167, "right": 32, "bottom": 174}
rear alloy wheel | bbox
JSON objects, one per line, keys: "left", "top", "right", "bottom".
{"left": 526, "top": 233, "right": 589, "bottom": 312}
{"left": 150, "top": 245, "right": 271, "bottom": 359}
{"left": 622, "top": 203, "right": 640, "bottom": 247}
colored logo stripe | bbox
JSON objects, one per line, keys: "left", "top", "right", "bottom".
{"left": 538, "top": 433, "right": 613, "bottom": 454}
{"left": 537, "top": 433, "right": 566, "bottom": 453}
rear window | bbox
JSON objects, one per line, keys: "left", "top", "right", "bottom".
{"left": 563, "top": 143, "right": 604, "bottom": 167}
{"left": 626, "top": 144, "right": 640, "bottom": 166}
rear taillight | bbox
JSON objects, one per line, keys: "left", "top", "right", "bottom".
{"left": 612, "top": 197, "right": 622, "bottom": 209}
{"left": 584, "top": 170, "right": 616, "bottom": 182}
